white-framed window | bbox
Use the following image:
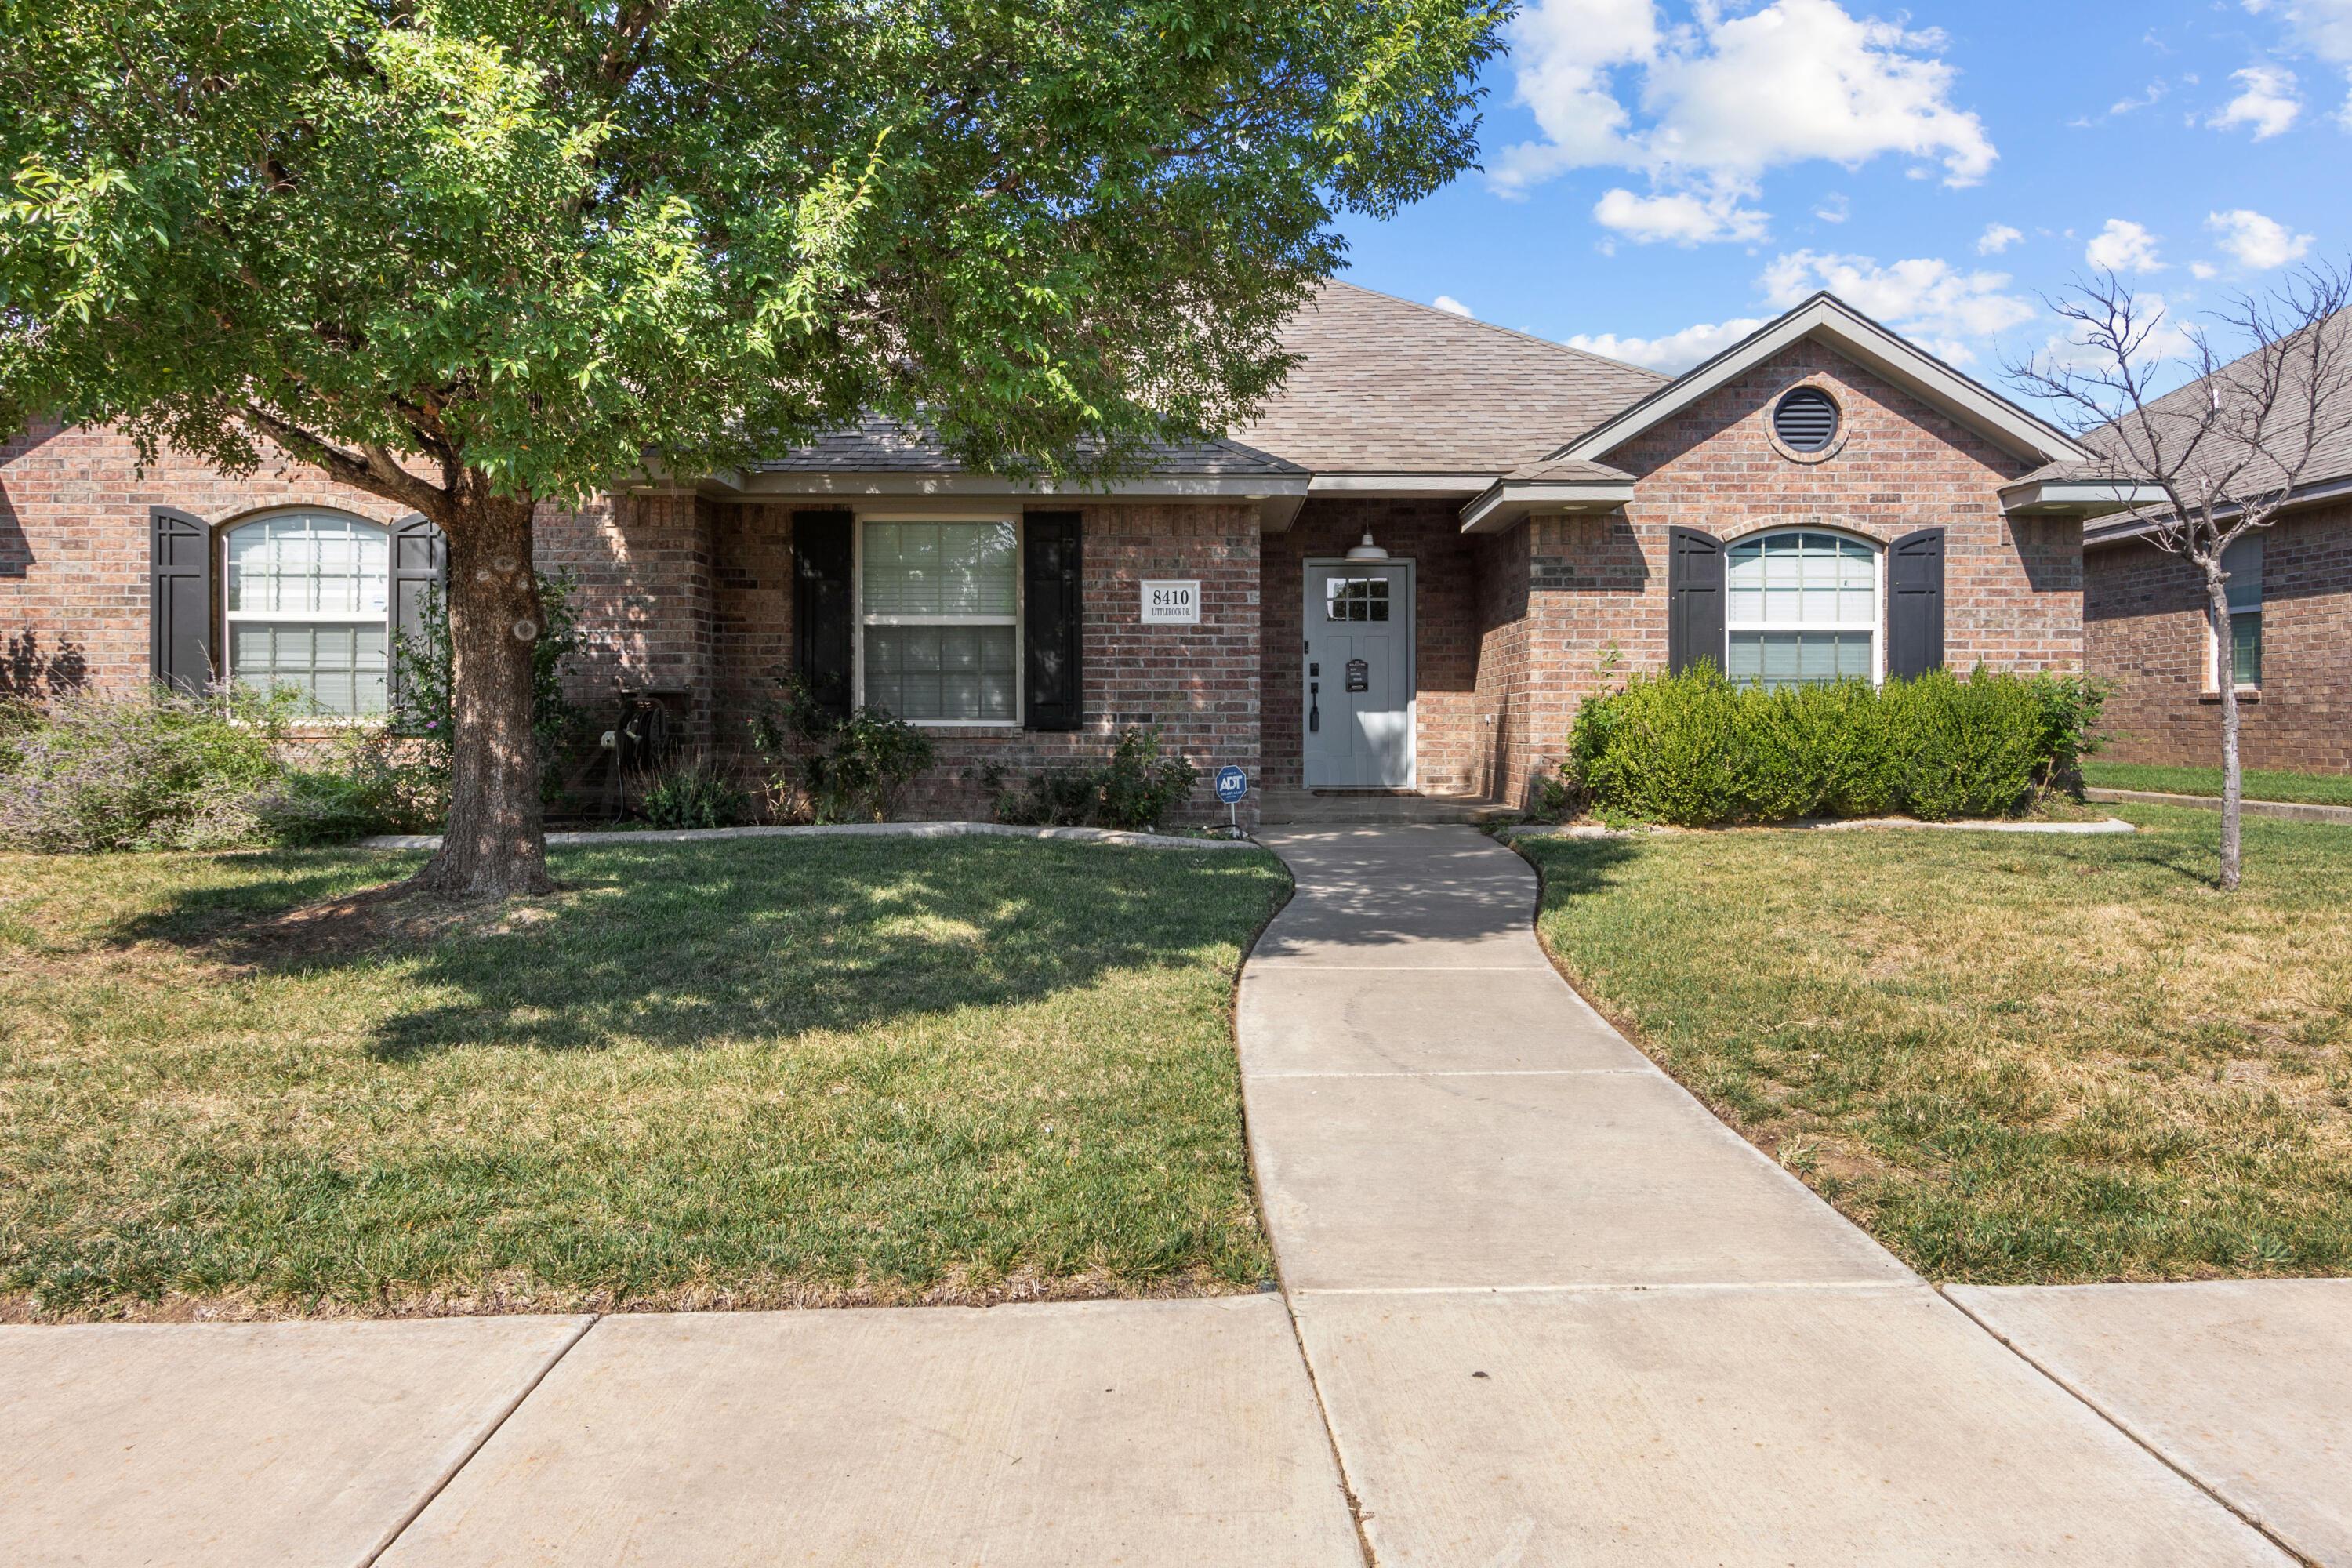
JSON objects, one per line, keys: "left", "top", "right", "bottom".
{"left": 1725, "top": 529, "right": 1882, "bottom": 689}
{"left": 855, "top": 517, "right": 1022, "bottom": 724}
{"left": 222, "top": 510, "right": 391, "bottom": 716}
{"left": 2213, "top": 533, "right": 2263, "bottom": 691}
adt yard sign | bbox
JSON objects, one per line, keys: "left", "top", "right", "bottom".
{"left": 1141, "top": 579, "right": 1201, "bottom": 624}
{"left": 1214, "top": 766, "right": 1248, "bottom": 804}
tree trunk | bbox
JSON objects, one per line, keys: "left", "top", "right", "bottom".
{"left": 2207, "top": 567, "right": 2243, "bottom": 893}
{"left": 411, "top": 492, "right": 554, "bottom": 898}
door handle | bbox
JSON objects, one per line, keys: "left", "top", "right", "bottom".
{"left": 1308, "top": 682, "right": 1320, "bottom": 734}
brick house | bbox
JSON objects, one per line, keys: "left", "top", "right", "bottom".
{"left": 2, "top": 284, "right": 2128, "bottom": 823}
{"left": 2082, "top": 326, "right": 2352, "bottom": 775}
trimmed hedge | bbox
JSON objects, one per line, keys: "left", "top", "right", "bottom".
{"left": 1563, "top": 666, "right": 2105, "bottom": 826}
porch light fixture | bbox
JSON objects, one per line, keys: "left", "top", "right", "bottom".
{"left": 1345, "top": 530, "right": 1390, "bottom": 561}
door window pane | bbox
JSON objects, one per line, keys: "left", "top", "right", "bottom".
{"left": 1325, "top": 577, "right": 1391, "bottom": 622}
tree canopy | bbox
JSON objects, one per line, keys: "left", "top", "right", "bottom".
{"left": 1, "top": 0, "right": 1508, "bottom": 497}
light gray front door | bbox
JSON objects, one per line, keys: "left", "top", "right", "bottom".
{"left": 1303, "top": 560, "right": 1416, "bottom": 789}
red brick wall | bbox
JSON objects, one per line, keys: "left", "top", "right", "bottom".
{"left": 2085, "top": 503, "right": 2352, "bottom": 773}
{"left": 1475, "top": 342, "right": 2078, "bottom": 807}
{"left": 1259, "top": 499, "right": 1485, "bottom": 794}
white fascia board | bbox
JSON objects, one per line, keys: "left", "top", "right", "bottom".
{"left": 708, "top": 470, "right": 1312, "bottom": 504}
{"left": 1305, "top": 473, "right": 1498, "bottom": 498}
{"left": 1557, "top": 296, "right": 2093, "bottom": 469}
{"left": 2085, "top": 471, "right": 2352, "bottom": 546}
{"left": 1459, "top": 481, "right": 1637, "bottom": 535}
{"left": 2000, "top": 480, "right": 2170, "bottom": 517}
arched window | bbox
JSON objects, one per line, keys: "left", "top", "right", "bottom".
{"left": 223, "top": 510, "right": 392, "bottom": 715}
{"left": 1725, "top": 529, "right": 1880, "bottom": 688}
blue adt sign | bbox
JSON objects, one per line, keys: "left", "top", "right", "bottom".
{"left": 1214, "top": 766, "right": 1249, "bottom": 804}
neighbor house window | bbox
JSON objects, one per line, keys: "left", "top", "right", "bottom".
{"left": 1725, "top": 530, "right": 1879, "bottom": 688}
{"left": 859, "top": 519, "right": 1019, "bottom": 723}
{"left": 2216, "top": 534, "right": 2263, "bottom": 690}
{"left": 223, "top": 510, "right": 391, "bottom": 715}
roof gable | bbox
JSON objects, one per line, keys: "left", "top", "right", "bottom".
{"left": 1552, "top": 294, "right": 2092, "bottom": 469}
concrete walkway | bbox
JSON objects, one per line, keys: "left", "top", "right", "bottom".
{"left": 1242, "top": 826, "right": 2294, "bottom": 1566}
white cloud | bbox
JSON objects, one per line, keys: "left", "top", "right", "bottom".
{"left": 2242, "top": 0, "right": 2352, "bottom": 125}
{"left": 2208, "top": 64, "right": 2303, "bottom": 137}
{"left": 2208, "top": 208, "right": 2316, "bottom": 268}
{"left": 1494, "top": 0, "right": 1998, "bottom": 219}
{"left": 1593, "top": 187, "right": 1771, "bottom": 245}
{"left": 2072, "top": 78, "right": 2171, "bottom": 127}
{"left": 2191, "top": 261, "right": 2221, "bottom": 280}
{"left": 1432, "top": 295, "right": 1475, "bottom": 318}
{"left": 1566, "top": 317, "right": 1771, "bottom": 374}
{"left": 1976, "top": 223, "right": 2024, "bottom": 256}
{"left": 1813, "top": 192, "right": 1850, "bottom": 224}
{"left": 2085, "top": 219, "right": 2166, "bottom": 274}
{"left": 1759, "top": 249, "right": 2034, "bottom": 361}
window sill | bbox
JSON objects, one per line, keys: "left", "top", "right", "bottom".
{"left": 2198, "top": 689, "right": 2262, "bottom": 704}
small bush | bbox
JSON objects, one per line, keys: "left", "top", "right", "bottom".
{"left": 746, "top": 679, "right": 936, "bottom": 824}
{"left": 637, "top": 760, "right": 745, "bottom": 829}
{"left": 256, "top": 733, "right": 447, "bottom": 845}
{"left": 0, "top": 686, "right": 292, "bottom": 851}
{"left": 1563, "top": 666, "right": 2106, "bottom": 827}
{"left": 987, "top": 728, "right": 1201, "bottom": 831}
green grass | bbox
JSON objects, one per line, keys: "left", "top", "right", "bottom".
{"left": 0, "top": 838, "right": 1288, "bottom": 1320}
{"left": 1519, "top": 807, "right": 2352, "bottom": 1285}
{"left": 2083, "top": 760, "right": 2352, "bottom": 807}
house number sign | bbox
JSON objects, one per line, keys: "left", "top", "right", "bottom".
{"left": 1140, "top": 579, "right": 1201, "bottom": 624}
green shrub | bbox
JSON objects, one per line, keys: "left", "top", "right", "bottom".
{"left": 637, "top": 760, "right": 744, "bottom": 829}
{"left": 1562, "top": 666, "right": 2106, "bottom": 827}
{"left": 985, "top": 728, "right": 1201, "bottom": 831}
{"left": 746, "top": 678, "right": 937, "bottom": 824}
{"left": 256, "top": 733, "right": 447, "bottom": 845}
{"left": 0, "top": 686, "right": 292, "bottom": 851}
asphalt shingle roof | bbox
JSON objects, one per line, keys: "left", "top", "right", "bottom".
{"left": 750, "top": 419, "right": 1305, "bottom": 477}
{"left": 2086, "top": 307, "right": 2352, "bottom": 497}
{"left": 1234, "top": 281, "right": 1668, "bottom": 474}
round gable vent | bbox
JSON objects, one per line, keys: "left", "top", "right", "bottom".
{"left": 1773, "top": 387, "right": 1842, "bottom": 453}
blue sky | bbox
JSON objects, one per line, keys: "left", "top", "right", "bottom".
{"left": 1336, "top": 0, "right": 2351, "bottom": 397}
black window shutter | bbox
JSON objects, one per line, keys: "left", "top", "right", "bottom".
{"left": 792, "top": 509, "right": 855, "bottom": 718}
{"left": 1666, "top": 527, "right": 1726, "bottom": 674}
{"left": 388, "top": 514, "right": 447, "bottom": 704}
{"left": 1023, "top": 510, "right": 1083, "bottom": 731}
{"left": 149, "top": 506, "right": 213, "bottom": 693}
{"left": 1887, "top": 527, "right": 1947, "bottom": 679}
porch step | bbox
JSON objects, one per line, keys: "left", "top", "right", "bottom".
{"left": 1258, "top": 790, "right": 1520, "bottom": 826}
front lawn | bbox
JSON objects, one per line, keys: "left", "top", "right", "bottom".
{"left": 1520, "top": 808, "right": 2352, "bottom": 1284}
{"left": 2083, "top": 760, "right": 2352, "bottom": 807}
{"left": 0, "top": 838, "right": 1287, "bottom": 1320}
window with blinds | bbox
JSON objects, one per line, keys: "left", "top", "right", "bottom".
{"left": 859, "top": 521, "right": 1020, "bottom": 723}
{"left": 1725, "top": 530, "right": 1879, "bottom": 689}
{"left": 223, "top": 511, "right": 392, "bottom": 715}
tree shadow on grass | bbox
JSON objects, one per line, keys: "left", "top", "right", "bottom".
{"left": 109, "top": 838, "right": 1289, "bottom": 1060}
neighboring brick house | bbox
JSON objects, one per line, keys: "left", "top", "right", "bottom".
{"left": 2082, "top": 323, "right": 2352, "bottom": 775}
{"left": 2, "top": 285, "right": 2125, "bottom": 822}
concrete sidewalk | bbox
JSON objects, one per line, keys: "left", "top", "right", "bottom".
{"left": 1242, "top": 826, "right": 2292, "bottom": 1566}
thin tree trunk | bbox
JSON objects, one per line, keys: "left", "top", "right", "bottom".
{"left": 2208, "top": 568, "right": 2243, "bottom": 893}
{"left": 412, "top": 493, "right": 554, "bottom": 898}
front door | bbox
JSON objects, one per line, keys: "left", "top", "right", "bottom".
{"left": 1303, "top": 560, "right": 1416, "bottom": 789}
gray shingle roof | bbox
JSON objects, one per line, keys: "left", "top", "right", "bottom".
{"left": 750, "top": 418, "right": 1305, "bottom": 477}
{"left": 1234, "top": 282, "right": 1668, "bottom": 474}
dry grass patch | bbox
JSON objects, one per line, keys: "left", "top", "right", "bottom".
{"left": 1520, "top": 806, "right": 2352, "bottom": 1283}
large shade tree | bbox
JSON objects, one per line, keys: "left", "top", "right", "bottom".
{"left": 0, "top": 0, "right": 1506, "bottom": 895}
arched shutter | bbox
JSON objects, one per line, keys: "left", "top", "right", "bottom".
{"left": 792, "top": 508, "right": 855, "bottom": 719}
{"left": 1887, "top": 527, "right": 1946, "bottom": 679}
{"left": 149, "top": 506, "right": 213, "bottom": 693}
{"left": 1666, "top": 527, "right": 1725, "bottom": 675}
{"left": 388, "top": 514, "right": 447, "bottom": 703}
{"left": 1022, "top": 510, "right": 1083, "bottom": 732}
